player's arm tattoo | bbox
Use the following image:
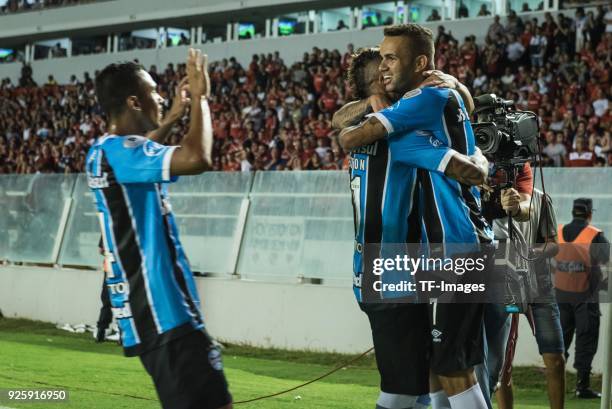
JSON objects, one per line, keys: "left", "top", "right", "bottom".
{"left": 445, "top": 152, "right": 488, "bottom": 186}
{"left": 332, "top": 99, "right": 370, "bottom": 130}
{"left": 338, "top": 116, "right": 387, "bottom": 150}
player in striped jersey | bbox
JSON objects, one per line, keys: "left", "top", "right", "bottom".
{"left": 87, "top": 49, "right": 232, "bottom": 409}
{"left": 334, "top": 45, "right": 486, "bottom": 409}
{"left": 339, "top": 24, "right": 493, "bottom": 409}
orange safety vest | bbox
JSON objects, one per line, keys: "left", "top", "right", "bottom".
{"left": 554, "top": 223, "right": 601, "bottom": 293}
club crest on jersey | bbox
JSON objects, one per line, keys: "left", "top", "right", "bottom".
{"left": 143, "top": 140, "right": 166, "bottom": 156}
{"left": 402, "top": 88, "right": 422, "bottom": 99}
{"left": 429, "top": 136, "right": 443, "bottom": 148}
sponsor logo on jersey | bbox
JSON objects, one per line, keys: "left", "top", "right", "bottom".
{"left": 429, "top": 136, "right": 443, "bottom": 148}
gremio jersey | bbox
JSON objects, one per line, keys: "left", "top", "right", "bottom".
{"left": 86, "top": 135, "right": 204, "bottom": 356}
{"left": 350, "top": 90, "right": 463, "bottom": 302}
{"left": 371, "top": 87, "right": 493, "bottom": 248}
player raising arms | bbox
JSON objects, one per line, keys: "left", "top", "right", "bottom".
{"left": 86, "top": 49, "right": 232, "bottom": 409}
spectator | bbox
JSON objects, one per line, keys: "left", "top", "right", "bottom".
{"left": 506, "top": 10, "right": 524, "bottom": 37}
{"left": 488, "top": 15, "right": 505, "bottom": 41}
{"left": 426, "top": 9, "right": 441, "bottom": 22}
{"left": 529, "top": 27, "right": 548, "bottom": 67}
{"left": 336, "top": 20, "right": 348, "bottom": 30}
{"left": 458, "top": 1, "right": 469, "bottom": 18}
{"left": 592, "top": 88, "right": 609, "bottom": 117}
{"left": 567, "top": 136, "right": 596, "bottom": 167}
{"left": 0, "top": 8, "right": 609, "bottom": 175}
{"left": 472, "top": 68, "right": 488, "bottom": 91}
{"left": 477, "top": 4, "right": 491, "bottom": 17}
{"left": 48, "top": 42, "right": 65, "bottom": 58}
{"left": 543, "top": 132, "right": 568, "bottom": 166}
{"left": 506, "top": 33, "right": 526, "bottom": 63}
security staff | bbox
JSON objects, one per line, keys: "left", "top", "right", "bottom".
{"left": 555, "top": 198, "right": 610, "bottom": 399}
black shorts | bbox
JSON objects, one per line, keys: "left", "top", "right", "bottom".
{"left": 139, "top": 329, "right": 232, "bottom": 409}
{"left": 362, "top": 303, "right": 430, "bottom": 395}
{"left": 362, "top": 301, "right": 484, "bottom": 390}
{"left": 428, "top": 301, "right": 484, "bottom": 375}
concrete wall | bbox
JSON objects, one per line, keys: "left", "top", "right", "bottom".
{"left": 0, "top": 265, "right": 608, "bottom": 373}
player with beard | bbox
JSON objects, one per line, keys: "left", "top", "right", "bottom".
{"left": 339, "top": 24, "right": 493, "bottom": 409}
{"left": 334, "top": 43, "right": 486, "bottom": 409}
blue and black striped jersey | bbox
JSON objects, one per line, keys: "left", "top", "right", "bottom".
{"left": 371, "top": 87, "right": 494, "bottom": 248}
{"left": 350, "top": 89, "right": 469, "bottom": 302}
{"left": 86, "top": 135, "right": 204, "bottom": 356}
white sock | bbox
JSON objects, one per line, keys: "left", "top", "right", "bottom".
{"left": 375, "top": 391, "right": 418, "bottom": 409}
{"left": 415, "top": 393, "right": 432, "bottom": 409}
{"left": 430, "top": 390, "right": 451, "bottom": 409}
{"left": 448, "top": 383, "right": 488, "bottom": 409}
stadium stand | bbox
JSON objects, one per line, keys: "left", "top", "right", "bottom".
{"left": 0, "top": 7, "right": 610, "bottom": 175}
{"left": 0, "top": 0, "right": 100, "bottom": 15}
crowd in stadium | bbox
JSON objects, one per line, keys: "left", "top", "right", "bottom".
{"left": 0, "top": 0, "right": 96, "bottom": 14}
{"left": 0, "top": 7, "right": 610, "bottom": 174}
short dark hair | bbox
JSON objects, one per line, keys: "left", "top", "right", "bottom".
{"left": 383, "top": 23, "right": 434, "bottom": 65}
{"left": 346, "top": 47, "right": 381, "bottom": 100}
{"left": 95, "top": 61, "right": 145, "bottom": 118}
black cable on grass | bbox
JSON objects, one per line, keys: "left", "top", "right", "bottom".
{"left": 0, "top": 346, "right": 375, "bottom": 405}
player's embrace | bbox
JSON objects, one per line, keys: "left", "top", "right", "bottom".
{"left": 86, "top": 49, "right": 232, "bottom": 409}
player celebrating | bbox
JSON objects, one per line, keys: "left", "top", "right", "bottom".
{"left": 86, "top": 49, "right": 232, "bottom": 409}
{"left": 334, "top": 47, "right": 480, "bottom": 409}
{"left": 339, "top": 24, "right": 493, "bottom": 409}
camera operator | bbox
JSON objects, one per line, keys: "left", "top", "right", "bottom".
{"left": 470, "top": 93, "right": 551, "bottom": 409}
{"left": 474, "top": 161, "right": 533, "bottom": 409}
{"left": 496, "top": 188, "right": 566, "bottom": 409}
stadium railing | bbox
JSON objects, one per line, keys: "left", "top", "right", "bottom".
{"left": 0, "top": 169, "right": 610, "bottom": 285}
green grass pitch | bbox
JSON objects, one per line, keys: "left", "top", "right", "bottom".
{"left": 0, "top": 318, "right": 602, "bottom": 409}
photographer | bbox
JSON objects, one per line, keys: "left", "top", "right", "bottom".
{"left": 471, "top": 93, "right": 550, "bottom": 409}
{"left": 497, "top": 188, "right": 566, "bottom": 409}
{"left": 474, "top": 162, "right": 533, "bottom": 409}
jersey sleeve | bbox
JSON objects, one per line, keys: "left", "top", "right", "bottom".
{"left": 368, "top": 88, "right": 448, "bottom": 136}
{"left": 388, "top": 132, "right": 456, "bottom": 174}
{"left": 103, "top": 137, "right": 178, "bottom": 184}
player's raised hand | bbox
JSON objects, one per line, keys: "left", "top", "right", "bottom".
{"left": 186, "top": 48, "right": 206, "bottom": 98}
{"left": 420, "top": 70, "right": 459, "bottom": 89}
{"left": 166, "top": 77, "right": 190, "bottom": 122}
{"left": 201, "top": 53, "right": 210, "bottom": 98}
